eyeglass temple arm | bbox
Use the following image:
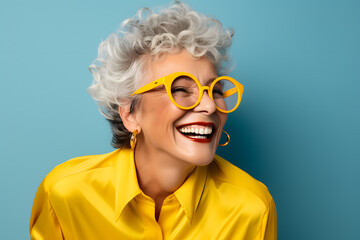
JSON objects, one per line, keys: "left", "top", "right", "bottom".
{"left": 222, "top": 88, "right": 237, "bottom": 98}
{"left": 222, "top": 79, "right": 245, "bottom": 98}
{"left": 131, "top": 77, "right": 164, "bottom": 96}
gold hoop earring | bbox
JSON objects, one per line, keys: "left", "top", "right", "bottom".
{"left": 218, "top": 130, "right": 230, "bottom": 146}
{"left": 130, "top": 130, "right": 138, "bottom": 149}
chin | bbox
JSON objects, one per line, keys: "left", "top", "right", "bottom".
{"left": 194, "top": 157, "right": 215, "bottom": 166}
{"left": 173, "top": 137, "right": 219, "bottom": 167}
{"left": 178, "top": 148, "right": 216, "bottom": 166}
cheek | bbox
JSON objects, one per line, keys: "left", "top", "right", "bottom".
{"left": 138, "top": 95, "right": 184, "bottom": 131}
{"left": 218, "top": 113, "right": 228, "bottom": 129}
{"left": 155, "top": 98, "right": 175, "bottom": 116}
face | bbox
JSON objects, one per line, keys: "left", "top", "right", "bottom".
{"left": 133, "top": 50, "right": 227, "bottom": 166}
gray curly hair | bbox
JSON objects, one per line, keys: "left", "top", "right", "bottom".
{"left": 88, "top": 1, "right": 234, "bottom": 148}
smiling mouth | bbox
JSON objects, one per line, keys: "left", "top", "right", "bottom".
{"left": 176, "top": 122, "right": 215, "bottom": 143}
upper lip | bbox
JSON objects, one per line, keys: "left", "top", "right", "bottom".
{"left": 176, "top": 121, "right": 216, "bottom": 129}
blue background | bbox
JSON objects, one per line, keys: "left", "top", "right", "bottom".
{"left": 1, "top": 0, "right": 359, "bottom": 239}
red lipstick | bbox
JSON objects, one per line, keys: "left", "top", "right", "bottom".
{"left": 176, "top": 122, "right": 215, "bottom": 143}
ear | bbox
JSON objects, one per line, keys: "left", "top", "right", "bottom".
{"left": 118, "top": 104, "right": 141, "bottom": 133}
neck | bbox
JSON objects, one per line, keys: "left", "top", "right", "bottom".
{"left": 134, "top": 143, "right": 195, "bottom": 202}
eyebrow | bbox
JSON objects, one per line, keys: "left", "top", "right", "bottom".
{"left": 202, "top": 77, "right": 217, "bottom": 86}
{"left": 177, "top": 74, "right": 217, "bottom": 86}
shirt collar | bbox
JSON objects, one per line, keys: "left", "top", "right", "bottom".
{"left": 114, "top": 148, "right": 208, "bottom": 223}
{"left": 114, "top": 148, "right": 142, "bottom": 222}
{"left": 174, "top": 163, "right": 207, "bottom": 224}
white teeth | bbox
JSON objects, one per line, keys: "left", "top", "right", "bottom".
{"left": 204, "top": 128, "right": 210, "bottom": 134}
{"left": 188, "top": 135, "right": 206, "bottom": 139}
{"left": 178, "top": 125, "right": 213, "bottom": 135}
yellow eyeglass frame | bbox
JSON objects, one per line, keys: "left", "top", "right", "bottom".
{"left": 131, "top": 72, "right": 244, "bottom": 113}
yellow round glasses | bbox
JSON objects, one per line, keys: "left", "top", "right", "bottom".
{"left": 131, "top": 72, "right": 244, "bottom": 113}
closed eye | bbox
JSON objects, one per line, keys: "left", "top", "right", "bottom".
{"left": 212, "top": 88, "right": 224, "bottom": 98}
{"left": 171, "top": 87, "right": 190, "bottom": 93}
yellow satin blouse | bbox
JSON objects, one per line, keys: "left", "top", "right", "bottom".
{"left": 30, "top": 149, "right": 276, "bottom": 239}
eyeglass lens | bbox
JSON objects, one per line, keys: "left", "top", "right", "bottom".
{"left": 170, "top": 76, "right": 239, "bottom": 111}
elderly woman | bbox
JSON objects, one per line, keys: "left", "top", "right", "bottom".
{"left": 30, "top": 2, "right": 276, "bottom": 239}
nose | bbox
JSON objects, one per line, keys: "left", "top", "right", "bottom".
{"left": 193, "top": 90, "right": 217, "bottom": 115}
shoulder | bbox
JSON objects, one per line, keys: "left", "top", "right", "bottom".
{"left": 208, "top": 155, "right": 274, "bottom": 208}
{"left": 41, "top": 149, "right": 125, "bottom": 195}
